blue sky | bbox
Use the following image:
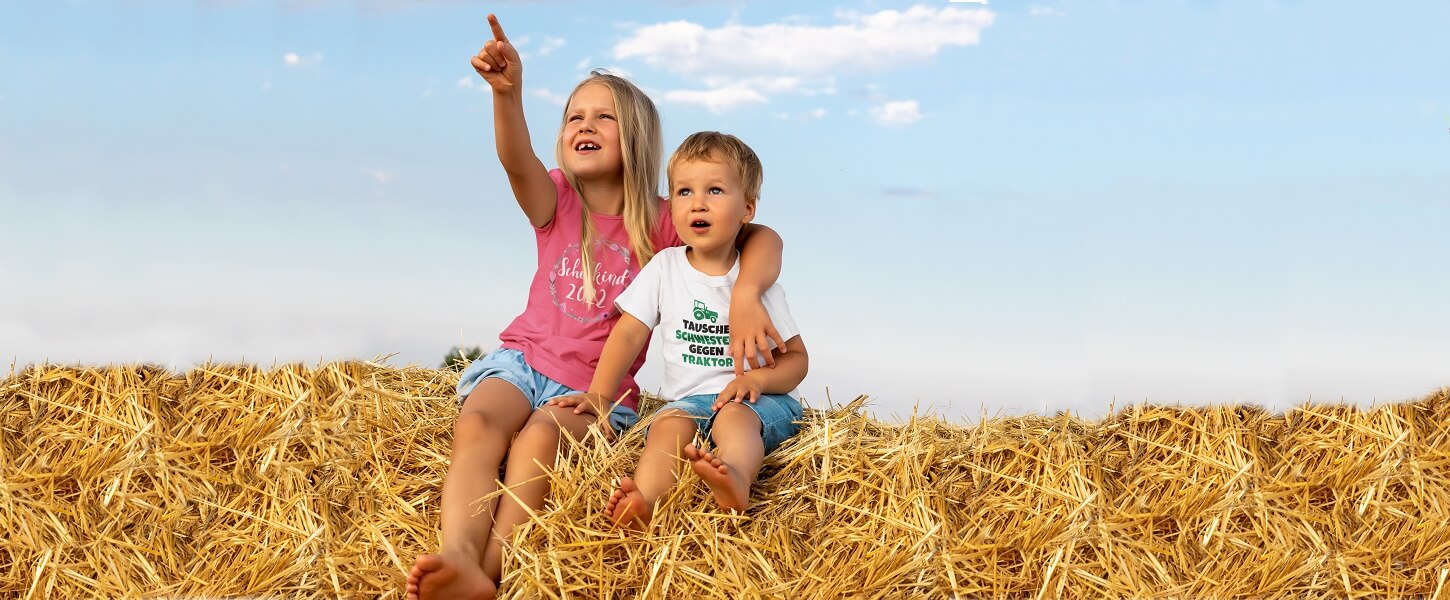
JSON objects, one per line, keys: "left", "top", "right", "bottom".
{"left": 3, "top": 0, "right": 1447, "bottom": 420}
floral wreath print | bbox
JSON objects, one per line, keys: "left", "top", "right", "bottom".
{"left": 548, "top": 238, "right": 632, "bottom": 324}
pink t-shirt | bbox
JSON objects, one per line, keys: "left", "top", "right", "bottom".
{"left": 498, "top": 169, "right": 681, "bottom": 410}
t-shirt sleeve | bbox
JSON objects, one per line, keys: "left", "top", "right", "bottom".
{"left": 616, "top": 252, "right": 665, "bottom": 329}
{"left": 537, "top": 169, "right": 574, "bottom": 234}
{"left": 760, "top": 285, "right": 800, "bottom": 347}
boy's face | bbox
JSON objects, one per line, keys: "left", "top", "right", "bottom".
{"left": 668, "top": 158, "right": 755, "bottom": 254}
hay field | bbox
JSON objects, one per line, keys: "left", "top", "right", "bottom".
{"left": 2, "top": 361, "right": 1448, "bottom": 598}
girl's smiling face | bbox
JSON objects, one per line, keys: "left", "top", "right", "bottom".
{"left": 560, "top": 82, "right": 623, "bottom": 181}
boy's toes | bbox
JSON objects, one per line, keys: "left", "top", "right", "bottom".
{"left": 604, "top": 477, "right": 654, "bottom": 529}
{"left": 619, "top": 476, "right": 640, "bottom": 494}
{"left": 704, "top": 451, "right": 726, "bottom": 468}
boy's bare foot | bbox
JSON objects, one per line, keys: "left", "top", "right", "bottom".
{"left": 684, "top": 444, "right": 751, "bottom": 512}
{"left": 407, "top": 552, "right": 496, "bottom": 600}
{"left": 605, "top": 476, "right": 655, "bottom": 529}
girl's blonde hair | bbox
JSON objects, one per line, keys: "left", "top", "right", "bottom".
{"left": 555, "top": 70, "right": 663, "bottom": 308}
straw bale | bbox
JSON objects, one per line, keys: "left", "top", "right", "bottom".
{"left": 2, "top": 363, "right": 1448, "bottom": 598}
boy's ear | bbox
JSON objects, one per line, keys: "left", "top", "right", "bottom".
{"left": 742, "top": 199, "right": 757, "bottom": 223}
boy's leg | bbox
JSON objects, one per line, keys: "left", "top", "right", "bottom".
{"left": 481, "top": 404, "right": 599, "bottom": 583}
{"left": 408, "top": 378, "right": 533, "bottom": 600}
{"left": 687, "top": 401, "right": 764, "bottom": 512}
{"left": 606, "top": 409, "right": 699, "bottom": 528}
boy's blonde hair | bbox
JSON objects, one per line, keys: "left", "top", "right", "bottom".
{"left": 667, "top": 131, "right": 763, "bottom": 206}
{"left": 556, "top": 70, "right": 663, "bottom": 307}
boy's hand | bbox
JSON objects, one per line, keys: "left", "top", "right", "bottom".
{"left": 713, "top": 374, "right": 765, "bottom": 410}
{"left": 547, "top": 392, "right": 609, "bottom": 417}
{"left": 472, "top": 13, "right": 523, "bottom": 94}
{"left": 729, "top": 291, "right": 784, "bottom": 376}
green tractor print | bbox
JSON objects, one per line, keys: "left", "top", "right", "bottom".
{"left": 693, "top": 300, "right": 719, "bottom": 324}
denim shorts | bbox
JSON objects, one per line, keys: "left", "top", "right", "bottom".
{"left": 456, "top": 348, "right": 639, "bottom": 433}
{"left": 651, "top": 393, "right": 803, "bottom": 453}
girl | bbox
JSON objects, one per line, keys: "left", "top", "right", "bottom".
{"left": 407, "top": 14, "right": 787, "bottom": 600}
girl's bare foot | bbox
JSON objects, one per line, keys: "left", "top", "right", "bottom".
{"left": 684, "top": 444, "right": 751, "bottom": 512}
{"left": 407, "top": 552, "right": 497, "bottom": 600}
{"left": 605, "top": 476, "right": 655, "bottom": 529}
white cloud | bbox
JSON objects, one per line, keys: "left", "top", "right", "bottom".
{"left": 368, "top": 170, "right": 397, "bottom": 184}
{"left": 871, "top": 100, "right": 923, "bottom": 126}
{"left": 282, "top": 51, "right": 323, "bottom": 68}
{"left": 700, "top": 75, "right": 824, "bottom": 95}
{"left": 539, "top": 36, "right": 566, "bottom": 57}
{"left": 1029, "top": 6, "right": 1067, "bottom": 17}
{"left": 575, "top": 56, "right": 593, "bottom": 71}
{"left": 771, "top": 108, "right": 830, "bottom": 122}
{"left": 662, "top": 87, "right": 768, "bottom": 113}
{"left": 532, "top": 88, "right": 568, "bottom": 106}
{"left": 612, "top": 6, "right": 988, "bottom": 113}
{"left": 774, "top": 108, "right": 829, "bottom": 122}
{"left": 614, "top": 6, "right": 992, "bottom": 79}
{"left": 458, "top": 75, "right": 484, "bottom": 91}
{"left": 511, "top": 36, "right": 564, "bottom": 61}
{"left": 512, "top": 35, "right": 536, "bottom": 60}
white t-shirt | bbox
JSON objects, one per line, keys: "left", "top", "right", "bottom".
{"left": 615, "top": 246, "right": 800, "bottom": 401}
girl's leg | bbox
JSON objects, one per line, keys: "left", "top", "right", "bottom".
{"left": 480, "top": 404, "right": 599, "bottom": 583}
{"left": 407, "top": 378, "right": 532, "bottom": 600}
{"left": 686, "top": 402, "right": 764, "bottom": 512}
{"left": 606, "top": 409, "right": 698, "bottom": 527}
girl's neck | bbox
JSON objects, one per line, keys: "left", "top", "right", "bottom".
{"left": 577, "top": 175, "right": 625, "bottom": 216}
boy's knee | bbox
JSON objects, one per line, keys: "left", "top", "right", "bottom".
{"left": 652, "top": 410, "right": 700, "bottom": 430}
{"left": 715, "top": 402, "right": 762, "bottom": 429}
{"left": 644, "top": 410, "right": 699, "bottom": 442}
{"left": 717, "top": 402, "right": 758, "bottom": 420}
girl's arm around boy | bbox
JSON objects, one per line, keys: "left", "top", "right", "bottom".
{"left": 731, "top": 224, "right": 787, "bottom": 376}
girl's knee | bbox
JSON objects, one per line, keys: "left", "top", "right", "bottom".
{"left": 520, "top": 406, "right": 602, "bottom": 444}
{"left": 455, "top": 382, "right": 530, "bottom": 442}
{"left": 454, "top": 409, "right": 507, "bottom": 442}
{"left": 518, "top": 411, "right": 564, "bottom": 440}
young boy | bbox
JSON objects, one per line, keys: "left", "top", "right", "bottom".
{"left": 549, "top": 131, "right": 808, "bottom": 526}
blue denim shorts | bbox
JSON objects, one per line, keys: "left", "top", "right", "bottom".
{"left": 456, "top": 348, "right": 639, "bottom": 433}
{"left": 651, "top": 393, "right": 803, "bottom": 453}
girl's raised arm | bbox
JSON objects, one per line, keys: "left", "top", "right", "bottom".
{"left": 473, "top": 14, "right": 556, "bottom": 228}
